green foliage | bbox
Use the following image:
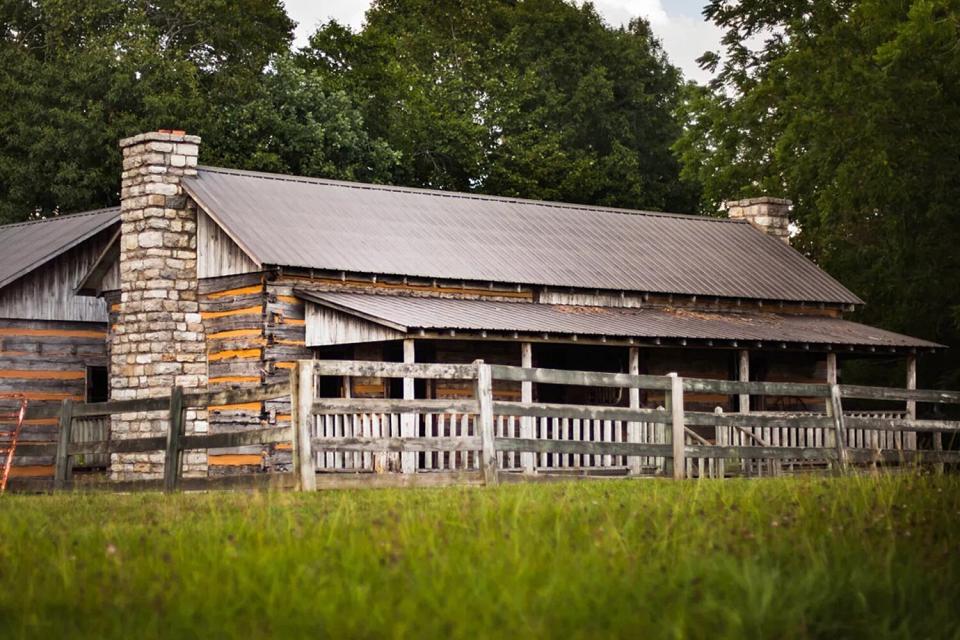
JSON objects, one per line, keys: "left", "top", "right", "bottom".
{"left": 201, "top": 55, "right": 399, "bottom": 182}
{"left": 676, "top": 0, "right": 960, "bottom": 387}
{"left": 0, "top": 476, "right": 958, "bottom": 638}
{"left": 301, "top": 0, "right": 698, "bottom": 211}
{"left": 0, "top": 0, "right": 395, "bottom": 222}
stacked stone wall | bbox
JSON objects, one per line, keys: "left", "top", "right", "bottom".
{"left": 724, "top": 196, "right": 791, "bottom": 244}
{"left": 109, "top": 131, "right": 208, "bottom": 479}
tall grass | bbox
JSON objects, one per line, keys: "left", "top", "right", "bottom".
{"left": 0, "top": 474, "right": 957, "bottom": 639}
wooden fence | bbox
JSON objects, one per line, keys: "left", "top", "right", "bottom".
{"left": 6, "top": 359, "right": 960, "bottom": 492}
{"left": 10, "top": 383, "right": 294, "bottom": 492}
{"left": 292, "top": 360, "right": 960, "bottom": 489}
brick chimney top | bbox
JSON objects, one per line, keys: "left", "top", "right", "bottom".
{"left": 724, "top": 196, "right": 792, "bottom": 244}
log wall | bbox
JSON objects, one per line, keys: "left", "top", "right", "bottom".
{"left": 0, "top": 318, "right": 108, "bottom": 477}
{"left": 196, "top": 274, "right": 311, "bottom": 473}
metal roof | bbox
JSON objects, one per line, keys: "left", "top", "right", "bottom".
{"left": 0, "top": 208, "right": 120, "bottom": 290}
{"left": 298, "top": 291, "right": 940, "bottom": 350}
{"left": 184, "top": 166, "right": 863, "bottom": 305}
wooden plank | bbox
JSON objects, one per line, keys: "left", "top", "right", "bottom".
{"left": 495, "top": 438, "right": 672, "bottom": 458}
{"left": 401, "top": 339, "right": 416, "bottom": 474}
{"left": 313, "top": 471, "right": 484, "bottom": 490}
{"left": 181, "top": 427, "right": 293, "bottom": 450}
{"left": 312, "top": 436, "right": 482, "bottom": 452}
{"left": 67, "top": 436, "right": 167, "bottom": 456}
{"left": 312, "top": 398, "right": 478, "bottom": 415}
{"left": 683, "top": 378, "right": 830, "bottom": 398}
{"left": 294, "top": 361, "right": 317, "bottom": 491}
{"left": 492, "top": 401, "right": 669, "bottom": 423}
{"left": 489, "top": 364, "right": 672, "bottom": 390}
{"left": 828, "top": 384, "right": 849, "bottom": 474}
{"left": 53, "top": 399, "right": 74, "bottom": 490}
{"left": 843, "top": 417, "right": 960, "bottom": 433}
{"left": 520, "top": 342, "right": 534, "bottom": 474}
{"left": 311, "top": 360, "right": 478, "bottom": 380}
{"left": 905, "top": 354, "right": 917, "bottom": 451}
{"left": 627, "top": 347, "right": 641, "bottom": 476}
{"left": 738, "top": 350, "right": 750, "bottom": 412}
{"left": 184, "top": 382, "right": 290, "bottom": 409}
{"left": 476, "top": 362, "right": 498, "bottom": 485}
{"left": 685, "top": 412, "right": 835, "bottom": 429}
{"left": 838, "top": 384, "right": 960, "bottom": 404}
{"left": 685, "top": 445, "right": 839, "bottom": 461}
{"left": 71, "top": 396, "right": 169, "bottom": 417}
{"left": 670, "top": 374, "right": 685, "bottom": 480}
{"left": 163, "top": 386, "right": 184, "bottom": 493}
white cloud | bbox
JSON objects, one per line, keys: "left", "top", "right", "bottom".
{"left": 284, "top": 0, "right": 721, "bottom": 83}
{"left": 587, "top": 1, "right": 722, "bottom": 83}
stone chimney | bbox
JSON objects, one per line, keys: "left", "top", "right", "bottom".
{"left": 110, "top": 130, "right": 207, "bottom": 480}
{"left": 724, "top": 197, "right": 792, "bottom": 244}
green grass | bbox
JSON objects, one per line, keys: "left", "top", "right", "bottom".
{"left": 0, "top": 474, "right": 958, "bottom": 639}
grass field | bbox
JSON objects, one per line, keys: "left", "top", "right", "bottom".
{"left": 0, "top": 474, "right": 958, "bottom": 639}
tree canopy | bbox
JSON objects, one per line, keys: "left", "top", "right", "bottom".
{"left": 300, "top": 0, "right": 696, "bottom": 211}
{"left": 0, "top": 0, "right": 395, "bottom": 222}
{"left": 676, "top": 0, "right": 960, "bottom": 386}
{"left": 1, "top": 0, "right": 958, "bottom": 384}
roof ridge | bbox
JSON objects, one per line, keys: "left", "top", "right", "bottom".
{"left": 194, "top": 165, "right": 741, "bottom": 225}
{"left": 0, "top": 206, "right": 120, "bottom": 231}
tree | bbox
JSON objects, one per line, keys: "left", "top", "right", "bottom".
{"left": 0, "top": 1, "right": 396, "bottom": 222}
{"left": 676, "top": 0, "right": 960, "bottom": 387}
{"left": 300, "top": 0, "right": 698, "bottom": 212}
{"left": 202, "top": 55, "right": 399, "bottom": 183}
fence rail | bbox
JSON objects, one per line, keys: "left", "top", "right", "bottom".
{"left": 10, "top": 383, "right": 292, "bottom": 493}
{"left": 295, "top": 359, "right": 960, "bottom": 487}
{"left": 5, "top": 358, "right": 959, "bottom": 493}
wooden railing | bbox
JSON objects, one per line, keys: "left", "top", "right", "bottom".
{"left": 7, "top": 359, "right": 959, "bottom": 492}
{"left": 291, "top": 360, "right": 960, "bottom": 487}
{"left": 12, "top": 383, "right": 293, "bottom": 492}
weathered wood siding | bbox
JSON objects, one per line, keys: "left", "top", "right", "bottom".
{"left": 536, "top": 289, "right": 843, "bottom": 317}
{"left": 0, "top": 227, "right": 114, "bottom": 322}
{"left": 305, "top": 303, "right": 405, "bottom": 346}
{"left": 0, "top": 318, "right": 108, "bottom": 476}
{"left": 197, "top": 210, "right": 259, "bottom": 279}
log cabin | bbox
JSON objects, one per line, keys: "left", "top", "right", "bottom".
{"left": 0, "top": 130, "right": 943, "bottom": 479}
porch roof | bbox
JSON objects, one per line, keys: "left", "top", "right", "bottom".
{"left": 296, "top": 291, "right": 942, "bottom": 353}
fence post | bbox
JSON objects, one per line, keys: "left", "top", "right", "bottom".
{"left": 827, "top": 383, "right": 849, "bottom": 474}
{"left": 163, "top": 386, "right": 185, "bottom": 493}
{"left": 665, "top": 373, "right": 686, "bottom": 480}
{"left": 520, "top": 342, "right": 535, "bottom": 474}
{"left": 401, "top": 339, "right": 416, "bottom": 474}
{"left": 627, "top": 347, "right": 641, "bottom": 476}
{"left": 475, "top": 360, "right": 499, "bottom": 485}
{"left": 292, "top": 360, "right": 317, "bottom": 491}
{"left": 53, "top": 399, "right": 75, "bottom": 491}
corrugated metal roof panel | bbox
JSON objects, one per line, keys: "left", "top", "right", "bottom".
{"left": 0, "top": 208, "right": 120, "bottom": 290}
{"left": 300, "top": 291, "right": 940, "bottom": 349}
{"left": 184, "top": 167, "right": 863, "bottom": 305}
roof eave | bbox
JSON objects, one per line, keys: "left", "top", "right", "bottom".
{"left": 0, "top": 211, "right": 120, "bottom": 291}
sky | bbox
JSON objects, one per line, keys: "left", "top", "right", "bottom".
{"left": 283, "top": 0, "right": 723, "bottom": 84}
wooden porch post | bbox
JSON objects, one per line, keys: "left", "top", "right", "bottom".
{"left": 520, "top": 342, "right": 535, "bottom": 474}
{"left": 908, "top": 353, "right": 938, "bottom": 472}
{"left": 825, "top": 352, "right": 838, "bottom": 452}
{"left": 401, "top": 338, "right": 416, "bottom": 474}
{"left": 906, "top": 354, "right": 918, "bottom": 454}
{"left": 738, "top": 350, "right": 750, "bottom": 413}
{"left": 737, "top": 350, "right": 753, "bottom": 477}
{"left": 627, "top": 347, "right": 641, "bottom": 476}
